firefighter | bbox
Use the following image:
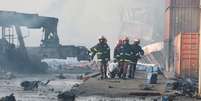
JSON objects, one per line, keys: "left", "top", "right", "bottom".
{"left": 114, "top": 39, "right": 123, "bottom": 78}
{"left": 114, "top": 39, "right": 123, "bottom": 62}
{"left": 117, "top": 37, "right": 132, "bottom": 79}
{"left": 90, "top": 36, "right": 110, "bottom": 79}
{"left": 129, "top": 39, "right": 144, "bottom": 79}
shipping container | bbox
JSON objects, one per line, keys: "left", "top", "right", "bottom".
{"left": 165, "top": 4, "right": 200, "bottom": 40}
{"left": 174, "top": 33, "right": 200, "bottom": 79}
{"left": 164, "top": 0, "right": 200, "bottom": 72}
{"left": 165, "top": 0, "right": 200, "bottom": 8}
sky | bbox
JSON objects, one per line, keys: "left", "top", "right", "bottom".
{"left": 0, "top": 0, "right": 165, "bottom": 49}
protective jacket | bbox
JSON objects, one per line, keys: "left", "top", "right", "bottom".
{"left": 117, "top": 43, "right": 132, "bottom": 62}
{"left": 131, "top": 44, "right": 144, "bottom": 63}
{"left": 90, "top": 43, "right": 110, "bottom": 62}
{"left": 114, "top": 44, "right": 122, "bottom": 61}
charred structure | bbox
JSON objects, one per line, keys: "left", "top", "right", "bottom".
{"left": 0, "top": 11, "right": 90, "bottom": 73}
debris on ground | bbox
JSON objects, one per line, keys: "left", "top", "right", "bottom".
{"left": 0, "top": 93, "right": 16, "bottom": 101}
{"left": 178, "top": 78, "right": 197, "bottom": 97}
{"left": 56, "top": 73, "right": 66, "bottom": 79}
{"left": 0, "top": 72, "right": 16, "bottom": 80}
{"left": 165, "top": 79, "right": 178, "bottom": 91}
{"left": 139, "top": 84, "right": 154, "bottom": 90}
{"left": 20, "top": 80, "right": 51, "bottom": 90}
{"left": 57, "top": 91, "right": 75, "bottom": 101}
{"left": 72, "top": 83, "right": 80, "bottom": 88}
{"left": 20, "top": 81, "right": 40, "bottom": 90}
{"left": 165, "top": 78, "right": 197, "bottom": 97}
{"left": 5, "top": 72, "right": 16, "bottom": 80}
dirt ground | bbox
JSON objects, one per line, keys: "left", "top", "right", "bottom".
{"left": 0, "top": 74, "right": 82, "bottom": 101}
{"left": 75, "top": 71, "right": 166, "bottom": 98}
{"left": 0, "top": 72, "right": 200, "bottom": 101}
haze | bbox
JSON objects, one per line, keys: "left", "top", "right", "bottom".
{"left": 0, "top": 0, "right": 165, "bottom": 48}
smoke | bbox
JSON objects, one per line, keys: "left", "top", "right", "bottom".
{"left": 0, "top": 0, "right": 165, "bottom": 48}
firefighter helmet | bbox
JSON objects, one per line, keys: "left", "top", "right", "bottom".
{"left": 123, "top": 37, "right": 129, "bottom": 41}
{"left": 98, "top": 35, "right": 106, "bottom": 40}
{"left": 117, "top": 39, "right": 123, "bottom": 44}
{"left": 134, "top": 39, "right": 140, "bottom": 44}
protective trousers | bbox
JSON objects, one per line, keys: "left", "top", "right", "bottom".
{"left": 99, "top": 62, "right": 107, "bottom": 79}
{"left": 129, "top": 62, "right": 137, "bottom": 79}
{"left": 118, "top": 61, "right": 129, "bottom": 79}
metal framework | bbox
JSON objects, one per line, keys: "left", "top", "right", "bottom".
{"left": 0, "top": 11, "right": 60, "bottom": 48}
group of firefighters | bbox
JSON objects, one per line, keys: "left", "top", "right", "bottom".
{"left": 90, "top": 36, "right": 144, "bottom": 79}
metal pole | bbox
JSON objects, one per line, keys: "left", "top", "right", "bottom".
{"left": 199, "top": 31, "right": 201, "bottom": 96}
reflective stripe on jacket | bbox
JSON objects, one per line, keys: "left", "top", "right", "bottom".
{"left": 90, "top": 43, "right": 110, "bottom": 62}
{"left": 117, "top": 43, "right": 132, "bottom": 62}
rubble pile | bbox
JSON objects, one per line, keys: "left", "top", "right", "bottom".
{"left": 165, "top": 78, "right": 197, "bottom": 98}
{"left": 20, "top": 80, "right": 51, "bottom": 91}
{"left": 57, "top": 91, "right": 75, "bottom": 101}
{"left": 0, "top": 94, "right": 16, "bottom": 101}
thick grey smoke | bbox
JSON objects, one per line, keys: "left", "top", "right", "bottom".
{"left": 0, "top": 0, "right": 165, "bottom": 48}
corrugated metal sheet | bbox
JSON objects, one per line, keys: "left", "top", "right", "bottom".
{"left": 165, "top": 3, "right": 200, "bottom": 40}
{"left": 174, "top": 0, "right": 199, "bottom": 7}
{"left": 166, "top": 0, "right": 200, "bottom": 8}
{"left": 164, "top": 0, "right": 200, "bottom": 72}
{"left": 175, "top": 33, "right": 200, "bottom": 79}
{"left": 140, "top": 42, "right": 164, "bottom": 67}
{"left": 140, "top": 51, "right": 165, "bottom": 67}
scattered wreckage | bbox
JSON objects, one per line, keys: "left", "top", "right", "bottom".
{"left": 0, "top": 94, "right": 16, "bottom": 101}
{"left": 165, "top": 78, "right": 198, "bottom": 97}
{"left": 57, "top": 83, "right": 80, "bottom": 101}
{"left": 57, "top": 91, "right": 76, "bottom": 101}
{"left": 20, "top": 80, "right": 51, "bottom": 90}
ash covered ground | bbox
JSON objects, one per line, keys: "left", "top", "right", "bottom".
{"left": 0, "top": 73, "right": 82, "bottom": 101}
{"left": 0, "top": 59, "right": 93, "bottom": 101}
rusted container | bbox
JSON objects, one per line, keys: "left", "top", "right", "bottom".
{"left": 164, "top": 0, "right": 200, "bottom": 72}
{"left": 174, "top": 33, "right": 200, "bottom": 79}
